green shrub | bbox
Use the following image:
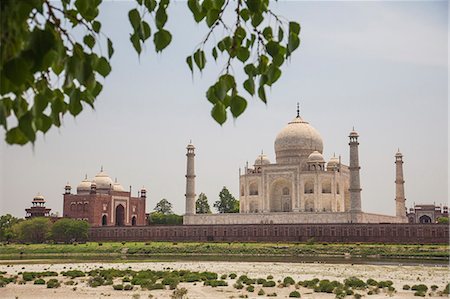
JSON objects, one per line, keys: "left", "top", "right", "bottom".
{"left": 289, "top": 291, "right": 301, "bottom": 298}
{"left": 267, "top": 293, "right": 277, "bottom": 297}
{"left": 300, "top": 279, "right": 319, "bottom": 288}
{"left": 123, "top": 276, "right": 132, "bottom": 282}
{"left": 34, "top": 278, "right": 45, "bottom": 285}
{"left": 366, "top": 279, "right": 377, "bottom": 286}
{"left": 263, "top": 280, "right": 276, "bottom": 287}
{"left": 411, "top": 284, "right": 428, "bottom": 292}
{"left": 344, "top": 277, "right": 366, "bottom": 289}
{"left": 204, "top": 280, "right": 228, "bottom": 287}
{"left": 267, "top": 275, "right": 273, "bottom": 280}
{"left": 229, "top": 273, "right": 237, "bottom": 279}
{"left": 220, "top": 274, "right": 227, "bottom": 280}
{"left": 124, "top": 284, "right": 133, "bottom": 290}
{"left": 377, "top": 280, "right": 393, "bottom": 288}
{"left": 283, "top": 276, "right": 295, "bottom": 286}
{"left": 430, "top": 285, "right": 438, "bottom": 291}
{"left": 113, "top": 284, "right": 124, "bottom": 290}
{"left": 246, "top": 285, "right": 255, "bottom": 292}
{"left": 64, "top": 280, "right": 75, "bottom": 285}
{"left": 414, "top": 291, "right": 425, "bottom": 297}
{"left": 353, "top": 293, "right": 362, "bottom": 299}
{"left": 444, "top": 283, "right": 449, "bottom": 294}
{"left": 88, "top": 276, "right": 105, "bottom": 287}
{"left": 403, "top": 284, "right": 410, "bottom": 290}
{"left": 161, "top": 276, "right": 179, "bottom": 288}
{"left": 234, "top": 282, "right": 244, "bottom": 289}
{"left": 200, "top": 271, "right": 218, "bottom": 281}
{"left": 46, "top": 279, "right": 60, "bottom": 288}
{"left": 258, "top": 289, "right": 265, "bottom": 295}
{"left": 61, "top": 270, "right": 85, "bottom": 279}
{"left": 257, "top": 278, "right": 267, "bottom": 285}
{"left": 146, "top": 283, "right": 165, "bottom": 290}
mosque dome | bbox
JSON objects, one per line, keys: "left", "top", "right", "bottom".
{"left": 254, "top": 154, "right": 270, "bottom": 166}
{"left": 77, "top": 175, "right": 91, "bottom": 194}
{"left": 307, "top": 151, "right": 325, "bottom": 163}
{"left": 112, "top": 179, "right": 125, "bottom": 192}
{"left": 327, "top": 155, "right": 339, "bottom": 170}
{"left": 92, "top": 168, "right": 114, "bottom": 190}
{"left": 33, "top": 193, "right": 45, "bottom": 201}
{"left": 274, "top": 112, "right": 323, "bottom": 164}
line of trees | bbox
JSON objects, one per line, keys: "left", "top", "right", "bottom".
{"left": 0, "top": 215, "right": 89, "bottom": 243}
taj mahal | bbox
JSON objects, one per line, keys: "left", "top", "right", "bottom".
{"left": 183, "top": 105, "right": 408, "bottom": 225}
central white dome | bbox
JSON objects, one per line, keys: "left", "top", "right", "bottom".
{"left": 274, "top": 115, "right": 323, "bottom": 164}
{"left": 93, "top": 170, "right": 114, "bottom": 190}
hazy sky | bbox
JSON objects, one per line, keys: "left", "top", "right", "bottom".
{"left": 1, "top": 1, "right": 448, "bottom": 217}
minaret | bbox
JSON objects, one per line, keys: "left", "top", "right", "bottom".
{"left": 395, "top": 149, "right": 407, "bottom": 219}
{"left": 185, "top": 142, "right": 196, "bottom": 215}
{"left": 348, "top": 128, "right": 362, "bottom": 213}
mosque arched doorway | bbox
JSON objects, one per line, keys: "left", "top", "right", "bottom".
{"left": 419, "top": 215, "right": 432, "bottom": 224}
{"left": 101, "top": 215, "right": 107, "bottom": 226}
{"left": 269, "top": 179, "right": 292, "bottom": 212}
{"left": 115, "top": 204, "right": 125, "bottom": 226}
{"left": 131, "top": 216, "right": 137, "bottom": 226}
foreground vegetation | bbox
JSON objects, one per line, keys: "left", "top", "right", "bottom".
{"left": 0, "top": 241, "right": 448, "bottom": 260}
{"left": 0, "top": 266, "right": 448, "bottom": 298}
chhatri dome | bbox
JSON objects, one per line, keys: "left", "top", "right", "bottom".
{"left": 254, "top": 153, "right": 270, "bottom": 166}
{"left": 76, "top": 174, "right": 91, "bottom": 194}
{"left": 92, "top": 167, "right": 114, "bottom": 190}
{"left": 274, "top": 104, "right": 323, "bottom": 164}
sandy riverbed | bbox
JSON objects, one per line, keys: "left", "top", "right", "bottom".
{"left": 0, "top": 261, "right": 448, "bottom": 298}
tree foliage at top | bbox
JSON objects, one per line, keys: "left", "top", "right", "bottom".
{"left": 154, "top": 198, "right": 173, "bottom": 214}
{"left": 214, "top": 186, "right": 239, "bottom": 213}
{"left": 196, "top": 192, "right": 211, "bottom": 214}
{"left": 12, "top": 217, "right": 52, "bottom": 243}
{"left": 1, "top": 0, "right": 301, "bottom": 145}
{"left": 0, "top": 214, "right": 21, "bottom": 241}
{"left": 51, "top": 218, "right": 89, "bottom": 243}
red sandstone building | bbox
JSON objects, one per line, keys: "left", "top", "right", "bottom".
{"left": 63, "top": 168, "right": 146, "bottom": 227}
{"left": 407, "top": 204, "right": 448, "bottom": 223}
{"left": 25, "top": 193, "right": 51, "bottom": 218}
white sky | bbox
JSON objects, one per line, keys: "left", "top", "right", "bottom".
{"left": 0, "top": 1, "right": 448, "bottom": 217}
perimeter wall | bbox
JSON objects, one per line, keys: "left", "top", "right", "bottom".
{"left": 89, "top": 223, "right": 448, "bottom": 244}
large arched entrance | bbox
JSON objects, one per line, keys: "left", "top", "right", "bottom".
{"left": 269, "top": 179, "right": 292, "bottom": 212}
{"left": 419, "top": 215, "right": 432, "bottom": 223}
{"left": 115, "top": 204, "right": 125, "bottom": 226}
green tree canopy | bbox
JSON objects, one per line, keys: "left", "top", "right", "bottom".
{"left": 148, "top": 211, "right": 182, "bottom": 225}
{"left": 196, "top": 192, "right": 211, "bottom": 214}
{"left": 213, "top": 186, "right": 239, "bottom": 213}
{"left": 0, "top": 214, "right": 21, "bottom": 241}
{"left": 1, "top": 0, "right": 301, "bottom": 145}
{"left": 50, "top": 218, "right": 89, "bottom": 243}
{"left": 154, "top": 198, "right": 173, "bottom": 214}
{"left": 437, "top": 216, "right": 449, "bottom": 224}
{"left": 12, "top": 217, "right": 51, "bottom": 243}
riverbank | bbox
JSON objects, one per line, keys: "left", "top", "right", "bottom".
{"left": 0, "top": 261, "right": 448, "bottom": 298}
{"left": 1, "top": 242, "right": 448, "bottom": 261}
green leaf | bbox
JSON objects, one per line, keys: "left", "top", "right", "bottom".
{"left": 287, "top": 33, "right": 300, "bottom": 56}
{"left": 266, "top": 41, "right": 279, "bottom": 58}
{"left": 18, "top": 112, "right": 35, "bottom": 143}
{"left": 243, "top": 78, "right": 255, "bottom": 95}
{"left": 128, "top": 9, "right": 141, "bottom": 30}
{"left": 83, "top": 34, "right": 95, "bottom": 49}
{"left": 251, "top": 12, "right": 263, "bottom": 27}
{"left": 139, "top": 21, "right": 152, "bottom": 40}
{"left": 206, "top": 85, "right": 217, "bottom": 104}
{"left": 186, "top": 56, "right": 193, "bottom": 73}
{"left": 244, "top": 64, "right": 256, "bottom": 76}
{"left": 230, "top": 95, "right": 247, "bottom": 118}
{"left": 130, "top": 33, "right": 141, "bottom": 55}
{"left": 246, "top": 0, "right": 261, "bottom": 13}
{"left": 263, "top": 27, "right": 273, "bottom": 40}
{"left": 206, "top": 9, "right": 220, "bottom": 27}
{"left": 188, "top": 0, "right": 205, "bottom": 22}
{"left": 278, "top": 26, "right": 284, "bottom": 41}
{"left": 240, "top": 8, "right": 249, "bottom": 21}
{"left": 267, "top": 64, "right": 281, "bottom": 86}
{"left": 211, "top": 102, "right": 227, "bottom": 125}
{"left": 68, "top": 88, "right": 83, "bottom": 116}
{"left": 92, "top": 21, "right": 101, "bottom": 33}
{"left": 289, "top": 21, "right": 301, "bottom": 35}
{"left": 107, "top": 38, "right": 114, "bottom": 59}
{"left": 5, "top": 127, "right": 28, "bottom": 145}
{"left": 258, "top": 85, "right": 266, "bottom": 103}
{"left": 34, "top": 114, "right": 52, "bottom": 133}
{"left": 154, "top": 29, "right": 172, "bottom": 52}
{"left": 34, "top": 94, "right": 48, "bottom": 114}
{"left": 212, "top": 47, "right": 218, "bottom": 61}
{"left": 4, "top": 57, "right": 30, "bottom": 86}
{"left": 155, "top": 7, "right": 168, "bottom": 29}
{"left": 193, "top": 49, "right": 206, "bottom": 71}
{"left": 219, "top": 74, "right": 235, "bottom": 92}
{"left": 144, "top": 0, "right": 157, "bottom": 11}
{"left": 237, "top": 47, "right": 250, "bottom": 62}
{"left": 95, "top": 57, "right": 111, "bottom": 77}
